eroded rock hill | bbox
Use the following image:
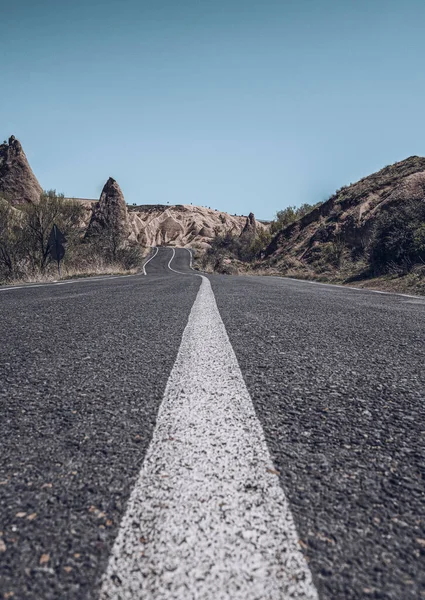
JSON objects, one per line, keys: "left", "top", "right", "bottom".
{"left": 0, "top": 136, "right": 42, "bottom": 204}
{"left": 127, "top": 205, "right": 262, "bottom": 248}
{"left": 265, "top": 156, "right": 425, "bottom": 265}
{"left": 67, "top": 196, "right": 263, "bottom": 248}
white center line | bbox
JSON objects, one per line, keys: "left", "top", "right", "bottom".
{"left": 0, "top": 274, "right": 134, "bottom": 292}
{"left": 99, "top": 275, "right": 318, "bottom": 600}
{"left": 143, "top": 246, "right": 159, "bottom": 275}
{"left": 167, "top": 248, "right": 190, "bottom": 275}
{"left": 186, "top": 247, "right": 194, "bottom": 269}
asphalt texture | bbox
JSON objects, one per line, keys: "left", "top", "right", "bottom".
{"left": 99, "top": 275, "right": 317, "bottom": 600}
{"left": 1, "top": 250, "right": 424, "bottom": 599}
{"left": 209, "top": 275, "right": 425, "bottom": 600}
{"left": 0, "top": 248, "right": 199, "bottom": 599}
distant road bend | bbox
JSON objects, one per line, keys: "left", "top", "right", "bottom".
{"left": 1, "top": 247, "right": 424, "bottom": 599}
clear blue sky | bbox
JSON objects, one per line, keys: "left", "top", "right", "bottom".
{"left": 2, "top": 0, "right": 425, "bottom": 219}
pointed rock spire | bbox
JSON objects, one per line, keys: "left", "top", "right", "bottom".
{"left": 240, "top": 212, "right": 257, "bottom": 239}
{"left": 86, "top": 177, "right": 130, "bottom": 239}
{"left": 0, "top": 136, "right": 42, "bottom": 204}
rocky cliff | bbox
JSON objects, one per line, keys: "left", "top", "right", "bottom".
{"left": 265, "top": 156, "right": 425, "bottom": 266}
{"left": 0, "top": 136, "right": 42, "bottom": 204}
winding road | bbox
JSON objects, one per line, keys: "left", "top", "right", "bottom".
{"left": 1, "top": 247, "right": 424, "bottom": 599}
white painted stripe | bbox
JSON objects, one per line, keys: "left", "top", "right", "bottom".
{"left": 280, "top": 276, "right": 424, "bottom": 299}
{"left": 167, "top": 247, "right": 175, "bottom": 271}
{"left": 143, "top": 246, "right": 159, "bottom": 275}
{"left": 167, "top": 248, "right": 189, "bottom": 275}
{"left": 0, "top": 273, "right": 135, "bottom": 293}
{"left": 186, "top": 247, "right": 194, "bottom": 269}
{"left": 99, "top": 275, "right": 318, "bottom": 600}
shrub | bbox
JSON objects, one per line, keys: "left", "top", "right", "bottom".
{"left": 20, "top": 190, "right": 85, "bottom": 273}
{"left": 201, "top": 227, "right": 272, "bottom": 272}
{"left": 0, "top": 198, "right": 24, "bottom": 281}
{"left": 367, "top": 200, "right": 425, "bottom": 274}
{"left": 0, "top": 191, "right": 144, "bottom": 284}
{"left": 321, "top": 236, "right": 346, "bottom": 268}
{"left": 269, "top": 202, "right": 322, "bottom": 234}
{"left": 116, "top": 244, "right": 144, "bottom": 270}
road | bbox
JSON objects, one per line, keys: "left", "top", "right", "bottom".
{"left": 1, "top": 247, "right": 424, "bottom": 600}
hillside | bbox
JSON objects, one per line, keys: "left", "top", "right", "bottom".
{"left": 263, "top": 156, "right": 425, "bottom": 289}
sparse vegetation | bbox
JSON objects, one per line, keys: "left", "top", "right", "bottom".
{"left": 201, "top": 228, "right": 272, "bottom": 273}
{"left": 321, "top": 236, "right": 347, "bottom": 268}
{"left": 255, "top": 158, "right": 425, "bottom": 295}
{"left": 270, "top": 203, "right": 322, "bottom": 234}
{"left": 0, "top": 191, "right": 144, "bottom": 284}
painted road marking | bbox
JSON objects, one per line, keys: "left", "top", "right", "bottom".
{"left": 186, "top": 247, "right": 194, "bottom": 269}
{"left": 167, "top": 248, "right": 190, "bottom": 275}
{"left": 99, "top": 275, "right": 318, "bottom": 600}
{"left": 142, "top": 246, "right": 159, "bottom": 275}
{"left": 0, "top": 274, "right": 134, "bottom": 292}
{"left": 281, "top": 276, "right": 424, "bottom": 299}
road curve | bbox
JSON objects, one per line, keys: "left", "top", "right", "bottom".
{"left": 1, "top": 249, "right": 424, "bottom": 600}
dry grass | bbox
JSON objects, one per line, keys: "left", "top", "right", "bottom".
{"left": 0, "top": 247, "right": 150, "bottom": 287}
{"left": 0, "top": 259, "right": 143, "bottom": 287}
{"left": 201, "top": 249, "right": 425, "bottom": 297}
{"left": 348, "top": 269, "right": 425, "bottom": 296}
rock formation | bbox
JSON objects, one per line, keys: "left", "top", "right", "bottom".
{"left": 86, "top": 177, "right": 131, "bottom": 240}
{"left": 240, "top": 212, "right": 257, "bottom": 241}
{"left": 0, "top": 136, "right": 42, "bottom": 204}
{"left": 127, "top": 205, "right": 266, "bottom": 248}
{"left": 0, "top": 134, "right": 266, "bottom": 249}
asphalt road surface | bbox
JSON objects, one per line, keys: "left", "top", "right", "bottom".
{"left": 1, "top": 247, "right": 424, "bottom": 600}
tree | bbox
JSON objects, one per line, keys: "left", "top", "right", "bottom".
{"left": 20, "top": 191, "right": 85, "bottom": 272}
{"left": 270, "top": 207, "right": 297, "bottom": 233}
{"left": 0, "top": 198, "right": 24, "bottom": 280}
{"left": 270, "top": 202, "right": 322, "bottom": 234}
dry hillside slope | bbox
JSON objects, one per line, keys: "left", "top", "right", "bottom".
{"left": 266, "top": 156, "right": 425, "bottom": 266}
